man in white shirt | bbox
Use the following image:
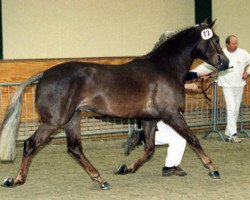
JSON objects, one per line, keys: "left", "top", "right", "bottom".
{"left": 193, "top": 35, "right": 250, "bottom": 143}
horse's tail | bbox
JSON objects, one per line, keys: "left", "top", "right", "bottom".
{"left": 0, "top": 72, "right": 44, "bottom": 161}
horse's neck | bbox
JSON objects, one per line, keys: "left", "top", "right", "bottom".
{"left": 148, "top": 47, "right": 195, "bottom": 82}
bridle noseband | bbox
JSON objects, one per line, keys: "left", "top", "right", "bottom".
{"left": 201, "top": 36, "right": 224, "bottom": 72}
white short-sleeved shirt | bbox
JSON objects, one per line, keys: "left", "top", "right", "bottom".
{"left": 192, "top": 48, "right": 250, "bottom": 87}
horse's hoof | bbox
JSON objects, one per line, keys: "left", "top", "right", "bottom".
{"left": 208, "top": 170, "right": 220, "bottom": 179}
{"left": 1, "top": 177, "right": 14, "bottom": 187}
{"left": 100, "top": 181, "right": 111, "bottom": 190}
{"left": 114, "top": 164, "right": 127, "bottom": 174}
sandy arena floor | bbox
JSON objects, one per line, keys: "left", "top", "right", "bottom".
{"left": 0, "top": 134, "right": 249, "bottom": 200}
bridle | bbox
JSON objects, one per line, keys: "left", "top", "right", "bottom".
{"left": 192, "top": 25, "right": 231, "bottom": 102}
{"left": 199, "top": 36, "right": 233, "bottom": 102}
{"left": 201, "top": 35, "right": 224, "bottom": 72}
{"left": 196, "top": 33, "right": 222, "bottom": 102}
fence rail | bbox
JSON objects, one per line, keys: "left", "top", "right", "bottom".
{"left": 1, "top": 78, "right": 250, "bottom": 142}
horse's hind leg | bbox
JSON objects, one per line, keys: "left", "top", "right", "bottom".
{"left": 2, "top": 124, "right": 58, "bottom": 187}
{"left": 164, "top": 113, "right": 220, "bottom": 178}
{"left": 64, "top": 111, "right": 110, "bottom": 190}
{"left": 115, "top": 120, "right": 157, "bottom": 174}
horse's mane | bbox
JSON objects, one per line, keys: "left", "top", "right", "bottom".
{"left": 152, "top": 31, "right": 175, "bottom": 50}
{"left": 143, "top": 25, "right": 199, "bottom": 58}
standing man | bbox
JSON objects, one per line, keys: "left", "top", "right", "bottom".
{"left": 193, "top": 35, "right": 250, "bottom": 143}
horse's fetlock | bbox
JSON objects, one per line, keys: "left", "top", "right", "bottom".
{"left": 91, "top": 173, "right": 102, "bottom": 182}
{"left": 14, "top": 176, "right": 26, "bottom": 186}
{"left": 204, "top": 158, "right": 212, "bottom": 166}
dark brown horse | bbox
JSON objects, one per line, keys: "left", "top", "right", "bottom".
{"left": 0, "top": 20, "right": 229, "bottom": 190}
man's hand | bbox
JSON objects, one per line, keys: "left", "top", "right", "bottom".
{"left": 242, "top": 71, "right": 248, "bottom": 80}
{"left": 184, "top": 83, "right": 198, "bottom": 91}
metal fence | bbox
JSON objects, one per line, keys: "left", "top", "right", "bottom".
{"left": 1, "top": 78, "right": 250, "bottom": 142}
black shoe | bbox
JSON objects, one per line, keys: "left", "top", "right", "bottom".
{"left": 123, "top": 130, "right": 145, "bottom": 156}
{"left": 162, "top": 166, "right": 187, "bottom": 177}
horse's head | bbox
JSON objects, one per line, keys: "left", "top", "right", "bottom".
{"left": 195, "top": 20, "right": 229, "bottom": 71}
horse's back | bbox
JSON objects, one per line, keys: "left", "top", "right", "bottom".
{"left": 36, "top": 61, "right": 184, "bottom": 122}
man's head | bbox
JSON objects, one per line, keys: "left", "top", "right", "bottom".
{"left": 225, "top": 35, "right": 238, "bottom": 52}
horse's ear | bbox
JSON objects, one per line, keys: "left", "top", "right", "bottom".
{"left": 208, "top": 19, "right": 217, "bottom": 28}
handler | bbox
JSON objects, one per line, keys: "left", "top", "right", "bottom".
{"left": 193, "top": 35, "right": 250, "bottom": 143}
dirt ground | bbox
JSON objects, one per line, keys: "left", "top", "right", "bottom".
{"left": 0, "top": 134, "right": 249, "bottom": 200}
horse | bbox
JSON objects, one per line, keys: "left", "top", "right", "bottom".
{"left": 0, "top": 20, "right": 229, "bottom": 190}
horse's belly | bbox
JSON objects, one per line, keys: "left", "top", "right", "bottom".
{"left": 81, "top": 95, "right": 157, "bottom": 119}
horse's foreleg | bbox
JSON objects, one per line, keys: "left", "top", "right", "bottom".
{"left": 2, "top": 124, "right": 57, "bottom": 187}
{"left": 64, "top": 111, "right": 110, "bottom": 190}
{"left": 164, "top": 114, "right": 220, "bottom": 178}
{"left": 115, "top": 120, "right": 157, "bottom": 174}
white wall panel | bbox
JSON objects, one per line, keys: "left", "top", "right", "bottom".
{"left": 2, "top": 0, "right": 194, "bottom": 59}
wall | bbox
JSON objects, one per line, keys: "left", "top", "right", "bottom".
{"left": 2, "top": 0, "right": 194, "bottom": 59}
{"left": 213, "top": 0, "right": 250, "bottom": 52}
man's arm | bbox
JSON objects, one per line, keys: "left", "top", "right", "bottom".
{"left": 191, "top": 63, "right": 214, "bottom": 76}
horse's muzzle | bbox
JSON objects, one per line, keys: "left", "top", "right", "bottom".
{"left": 216, "top": 54, "right": 230, "bottom": 71}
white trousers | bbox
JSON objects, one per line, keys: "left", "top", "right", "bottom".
{"left": 155, "top": 121, "right": 186, "bottom": 167}
{"left": 222, "top": 87, "right": 244, "bottom": 138}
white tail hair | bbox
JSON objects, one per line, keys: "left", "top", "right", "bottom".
{"left": 0, "top": 72, "right": 44, "bottom": 161}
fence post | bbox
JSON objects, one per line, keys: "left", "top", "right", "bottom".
{"left": 239, "top": 80, "right": 250, "bottom": 137}
{"left": 239, "top": 105, "right": 250, "bottom": 137}
{"left": 203, "top": 78, "right": 226, "bottom": 141}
